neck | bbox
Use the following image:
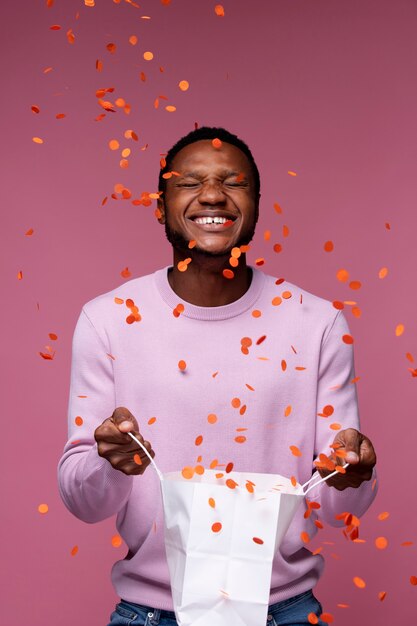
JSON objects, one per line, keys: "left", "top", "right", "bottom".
{"left": 168, "top": 250, "right": 252, "bottom": 307}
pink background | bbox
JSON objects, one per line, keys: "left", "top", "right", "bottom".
{"left": 3, "top": 0, "right": 417, "bottom": 624}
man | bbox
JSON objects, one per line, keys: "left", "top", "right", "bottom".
{"left": 58, "top": 126, "right": 377, "bottom": 626}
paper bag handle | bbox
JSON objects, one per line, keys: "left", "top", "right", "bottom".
{"left": 127, "top": 432, "right": 164, "bottom": 481}
{"left": 300, "top": 463, "right": 349, "bottom": 496}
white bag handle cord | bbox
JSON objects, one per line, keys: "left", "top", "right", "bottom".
{"left": 127, "top": 431, "right": 349, "bottom": 494}
{"left": 128, "top": 432, "right": 164, "bottom": 481}
{"left": 300, "top": 463, "right": 349, "bottom": 496}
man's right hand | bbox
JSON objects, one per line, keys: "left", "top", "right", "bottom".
{"left": 94, "top": 406, "right": 155, "bottom": 476}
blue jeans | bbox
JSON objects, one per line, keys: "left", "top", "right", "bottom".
{"left": 107, "top": 590, "right": 325, "bottom": 625}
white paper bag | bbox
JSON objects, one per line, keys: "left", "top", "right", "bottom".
{"left": 160, "top": 470, "right": 304, "bottom": 626}
{"left": 128, "top": 434, "right": 345, "bottom": 626}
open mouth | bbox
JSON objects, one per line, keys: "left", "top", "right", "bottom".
{"left": 188, "top": 215, "right": 237, "bottom": 229}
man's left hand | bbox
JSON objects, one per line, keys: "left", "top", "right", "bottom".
{"left": 318, "top": 428, "right": 377, "bottom": 490}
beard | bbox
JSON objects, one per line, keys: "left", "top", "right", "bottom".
{"left": 163, "top": 209, "right": 259, "bottom": 259}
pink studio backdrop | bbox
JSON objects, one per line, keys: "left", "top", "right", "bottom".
{"left": 2, "top": 0, "right": 416, "bottom": 624}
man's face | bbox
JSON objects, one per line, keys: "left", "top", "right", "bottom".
{"left": 158, "top": 140, "right": 259, "bottom": 257}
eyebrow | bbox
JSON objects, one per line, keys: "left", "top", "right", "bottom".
{"left": 179, "top": 169, "right": 243, "bottom": 179}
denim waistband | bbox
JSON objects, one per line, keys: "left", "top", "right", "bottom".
{"left": 121, "top": 589, "right": 314, "bottom": 618}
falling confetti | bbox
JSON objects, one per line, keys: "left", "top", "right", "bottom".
{"left": 70, "top": 545, "right": 79, "bottom": 556}
{"left": 212, "top": 522, "right": 222, "bottom": 532}
{"left": 178, "top": 360, "right": 187, "bottom": 371}
{"left": 143, "top": 51, "right": 154, "bottom": 60}
{"left": 214, "top": 5, "right": 225, "bottom": 16}
{"left": 353, "top": 576, "right": 366, "bottom": 588}
{"left": 395, "top": 324, "right": 405, "bottom": 336}
{"left": 324, "top": 241, "right": 334, "bottom": 252}
{"left": 179, "top": 80, "right": 189, "bottom": 91}
{"left": 38, "top": 503, "right": 49, "bottom": 514}
{"left": 111, "top": 534, "right": 122, "bottom": 548}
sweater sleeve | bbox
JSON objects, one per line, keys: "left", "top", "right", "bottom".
{"left": 308, "top": 310, "right": 378, "bottom": 526}
{"left": 57, "top": 308, "right": 133, "bottom": 523}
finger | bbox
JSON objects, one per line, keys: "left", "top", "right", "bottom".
{"left": 95, "top": 418, "right": 138, "bottom": 445}
{"left": 358, "top": 437, "right": 377, "bottom": 468}
{"left": 111, "top": 406, "right": 139, "bottom": 431}
{"left": 335, "top": 428, "right": 362, "bottom": 464}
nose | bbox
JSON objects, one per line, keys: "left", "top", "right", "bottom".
{"left": 198, "top": 181, "right": 226, "bottom": 205}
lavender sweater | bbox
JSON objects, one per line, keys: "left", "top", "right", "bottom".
{"left": 58, "top": 266, "right": 377, "bottom": 608}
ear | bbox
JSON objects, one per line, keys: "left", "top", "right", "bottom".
{"left": 157, "top": 196, "right": 166, "bottom": 224}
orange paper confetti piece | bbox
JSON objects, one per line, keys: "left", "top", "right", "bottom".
{"left": 353, "top": 576, "right": 366, "bottom": 588}
{"left": 300, "top": 531, "right": 310, "bottom": 543}
{"left": 133, "top": 453, "right": 142, "bottom": 465}
{"left": 378, "top": 591, "right": 387, "bottom": 601}
{"left": 410, "top": 576, "right": 417, "bottom": 585}
{"left": 272, "top": 296, "right": 282, "bottom": 306}
{"left": 74, "top": 416, "right": 83, "bottom": 426}
{"left": 226, "top": 478, "right": 238, "bottom": 489}
{"left": 342, "top": 334, "right": 354, "bottom": 344}
{"left": 121, "top": 267, "right": 131, "bottom": 278}
{"left": 253, "top": 537, "right": 264, "bottom": 545}
{"left": 290, "top": 445, "right": 302, "bottom": 457}
{"left": 308, "top": 614, "right": 318, "bottom": 625}
{"left": 182, "top": 466, "right": 194, "bottom": 479}
{"left": 70, "top": 545, "right": 79, "bottom": 556}
{"left": 395, "top": 324, "right": 405, "bottom": 336}
{"left": 143, "top": 51, "right": 154, "bottom": 60}
{"left": 111, "top": 534, "right": 122, "bottom": 547}
{"left": 195, "top": 435, "right": 203, "bottom": 446}
{"left": 378, "top": 511, "right": 390, "bottom": 521}
{"left": 212, "top": 522, "right": 222, "bottom": 532}
{"left": 324, "top": 241, "right": 334, "bottom": 252}
{"left": 32, "top": 137, "right": 44, "bottom": 144}
{"left": 320, "top": 613, "right": 334, "bottom": 624}
{"left": 379, "top": 267, "right": 388, "bottom": 279}
{"left": 38, "top": 503, "right": 49, "bottom": 514}
{"left": 214, "top": 4, "right": 225, "bottom": 16}
{"left": 284, "top": 405, "right": 292, "bottom": 417}
{"left": 336, "top": 269, "right": 349, "bottom": 282}
{"left": 179, "top": 80, "right": 189, "bottom": 91}
{"left": 375, "top": 536, "right": 388, "bottom": 550}
{"left": 178, "top": 359, "right": 186, "bottom": 371}
{"left": 223, "top": 269, "right": 234, "bottom": 279}
{"left": 129, "top": 35, "right": 138, "bottom": 45}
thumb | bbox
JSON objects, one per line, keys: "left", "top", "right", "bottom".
{"left": 335, "top": 428, "right": 361, "bottom": 464}
{"left": 111, "top": 406, "right": 139, "bottom": 433}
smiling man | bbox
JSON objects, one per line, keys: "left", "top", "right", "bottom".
{"left": 58, "top": 126, "right": 377, "bottom": 626}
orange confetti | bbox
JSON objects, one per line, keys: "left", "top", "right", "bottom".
{"left": 121, "top": 267, "right": 132, "bottom": 278}
{"left": 74, "top": 416, "right": 83, "bottom": 426}
{"left": 282, "top": 290, "right": 292, "bottom": 299}
{"left": 330, "top": 423, "right": 341, "bottom": 430}
{"left": 111, "top": 534, "right": 122, "bottom": 548}
{"left": 231, "top": 397, "right": 241, "bottom": 408}
{"left": 252, "top": 309, "right": 262, "bottom": 318}
{"left": 378, "top": 591, "right": 387, "bottom": 602}
{"left": 195, "top": 435, "right": 203, "bottom": 446}
{"left": 253, "top": 537, "right": 264, "bottom": 545}
{"left": 129, "top": 35, "right": 138, "bottom": 45}
{"left": 255, "top": 258, "right": 265, "bottom": 266}
{"left": 349, "top": 280, "right": 362, "bottom": 290}
{"left": 194, "top": 465, "right": 204, "bottom": 475}
{"left": 225, "top": 462, "right": 234, "bottom": 473}
{"left": 307, "top": 614, "right": 318, "bottom": 625}
{"left": 109, "top": 139, "right": 120, "bottom": 150}
{"left": 106, "top": 42, "right": 116, "bottom": 54}
{"left": 182, "top": 466, "right": 194, "bottom": 479}
{"left": 410, "top": 576, "right": 417, "bottom": 585}
{"left": 284, "top": 405, "right": 292, "bottom": 417}
{"left": 353, "top": 576, "right": 366, "bottom": 589}
{"left": 272, "top": 296, "right": 282, "bottom": 306}
{"left": 290, "top": 445, "right": 302, "bottom": 457}
{"left": 336, "top": 269, "right": 349, "bottom": 282}
{"left": 395, "top": 324, "right": 405, "bottom": 336}
{"left": 287, "top": 170, "right": 297, "bottom": 176}
{"left": 300, "top": 531, "right": 310, "bottom": 543}
{"left": 342, "top": 334, "right": 354, "bottom": 344}
{"left": 385, "top": 222, "right": 391, "bottom": 230}
{"left": 273, "top": 243, "right": 282, "bottom": 253}
{"left": 212, "top": 138, "right": 222, "bottom": 149}
{"left": 320, "top": 614, "right": 334, "bottom": 624}
{"left": 188, "top": 239, "right": 196, "bottom": 249}
{"left": 66, "top": 28, "right": 75, "bottom": 44}
{"left": 133, "top": 453, "right": 142, "bottom": 465}
{"left": 70, "top": 545, "right": 79, "bottom": 556}
{"left": 222, "top": 269, "right": 234, "bottom": 279}
{"left": 143, "top": 51, "right": 154, "bottom": 60}
{"left": 207, "top": 413, "right": 217, "bottom": 424}
{"left": 378, "top": 511, "right": 390, "bottom": 521}
{"left": 264, "top": 230, "right": 271, "bottom": 241}
{"left": 212, "top": 522, "right": 222, "bottom": 532}
{"left": 32, "top": 137, "right": 44, "bottom": 144}
{"left": 322, "top": 405, "right": 334, "bottom": 417}
{"left": 38, "top": 503, "right": 49, "bottom": 514}
{"left": 324, "top": 241, "right": 334, "bottom": 252}
{"left": 282, "top": 225, "right": 290, "bottom": 238}
{"left": 179, "top": 80, "right": 189, "bottom": 91}
{"left": 208, "top": 497, "right": 216, "bottom": 508}
{"left": 178, "top": 359, "right": 186, "bottom": 371}
{"left": 214, "top": 4, "right": 225, "bottom": 16}
{"left": 234, "top": 435, "right": 246, "bottom": 443}
{"left": 379, "top": 267, "right": 388, "bottom": 279}
{"left": 375, "top": 536, "right": 388, "bottom": 550}
{"left": 165, "top": 105, "right": 176, "bottom": 112}
{"left": 226, "top": 478, "right": 238, "bottom": 489}
{"left": 290, "top": 476, "right": 297, "bottom": 487}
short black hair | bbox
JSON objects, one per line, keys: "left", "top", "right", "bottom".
{"left": 158, "top": 126, "right": 260, "bottom": 200}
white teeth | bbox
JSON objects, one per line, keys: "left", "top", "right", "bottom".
{"left": 194, "top": 216, "right": 228, "bottom": 225}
